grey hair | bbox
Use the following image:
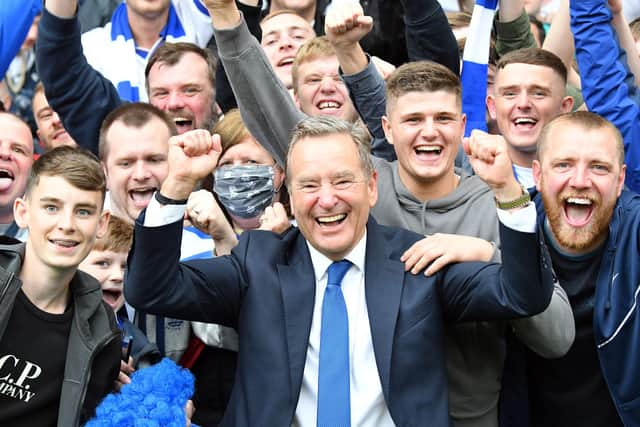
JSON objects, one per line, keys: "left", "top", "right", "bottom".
{"left": 286, "top": 116, "right": 373, "bottom": 183}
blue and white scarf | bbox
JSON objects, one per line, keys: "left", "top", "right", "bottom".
{"left": 460, "top": 0, "right": 498, "bottom": 136}
{"left": 81, "top": 0, "right": 213, "bottom": 102}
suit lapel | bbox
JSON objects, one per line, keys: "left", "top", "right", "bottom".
{"left": 364, "top": 220, "right": 405, "bottom": 400}
{"left": 278, "top": 234, "right": 316, "bottom": 399}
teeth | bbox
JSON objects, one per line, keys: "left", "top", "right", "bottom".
{"left": 279, "top": 58, "right": 294, "bottom": 66}
{"left": 318, "top": 101, "right": 340, "bottom": 110}
{"left": 317, "top": 214, "right": 346, "bottom": 223}
{"left": 415, "top": 146, "right": 442, "bottom": 153}
{"left": 566, "top": 197, "right": 592, "bottom": 205}
{"left": 514, "top": 118, "right": 537, "bottom": 125}
{"left": 0, "top": 169, "right": 13, "bottom": 179}
{"left": 52, "top": 239, "right": 77, "bottom": 248}
{"left": 173, "top": 118, "right": 191, "bottom": 125}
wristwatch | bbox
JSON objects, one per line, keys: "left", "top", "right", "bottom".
{"left": 495, "top": 185, "right": 531, "bottom": 210}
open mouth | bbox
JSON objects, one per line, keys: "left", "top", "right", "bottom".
{"left": 129, "top": 188, "right": 156, "bottom": 209}
{"left": 173, "top": 117, "right": 194, "bottom": 134}
{"left": 513, "top": 117, "right": 538, "bottom": 131}
{"left": 277, "top": 57, "right": 294, "bottom": 68}
{"left": 563, "top": 197, "right": 594, "bottom": 227}
{"left": 414, "top": 145, "right": 443, "bottom": 159}
{"left": 316, "top": 213, "right": 347, "bottom": 227}
{"left": 316, "top": 100, "right": 343, "bottom": 115}
{"left": 102, "top": 287, "right": 123, "bottom": 308}
{"left": 0, "top": 169, "right": 15, "bottom": 191}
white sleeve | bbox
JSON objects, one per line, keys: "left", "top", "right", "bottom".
{"left": 496, "top": 203, "right": 537, "bottom": 233}
{"left": 143, "top": 193, "right": 187, "bottom": 227}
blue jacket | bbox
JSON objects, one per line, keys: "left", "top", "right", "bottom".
{"left": 0, "top": 0, "right": 41, "bottom": 77}
{"left": 570, "top": 0, "right": 640, "bottom": 193}
{"left": 534, "top": 189, "right": 640, "bottom": 426}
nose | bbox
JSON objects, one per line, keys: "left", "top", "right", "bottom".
{"left": 515, "top": 91, "right": 532, "bottom": 109}
{"left": 166, "top": 91, "right": 185, "bottom": 110}
{"left": 57, "top": 211, "right": 76, "bottom": 232}
{"left": 51, "top": 111, "right": 62, "bottom": 127}
{"left": 278, "top": 34, "right": 295, "bottom": 51}
{"left": 131, "top": 161, "right": 151, "bottom": 181}
{"left": 420, "top": 117, "right": 438, "bottom": 140}
{"left": 109, "top": 265, "right": 124, "bottom": 284}
{"left": 319, "top": 77, "right": 337, "bottom": 93}
{"left": 0, "top": 142, "right": 14, "bottom": 160}
{"left": 316, "top": 183, "right": 339, "bottom": 209}
{"left": 569, "top": 166, "right": 592, "bottom": 189}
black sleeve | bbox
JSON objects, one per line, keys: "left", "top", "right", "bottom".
{"left": 36, "top": 8, "right": 122, "bottom": 155}
{"left": 402, "top": 0, "right": 460, "bottom": 75}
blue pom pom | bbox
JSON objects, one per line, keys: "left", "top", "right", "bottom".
{"left": 86, "top": 358, "right": 198, "bottom": 427}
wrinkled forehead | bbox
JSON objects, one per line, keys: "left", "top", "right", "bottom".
{"left": 540, "top": 122, "right": 623, "bottom": 165}
{"left": 0, "top": 114, "right": 33, "bottom": 146}
{"left": 260, "top": 13, "right": 314, "bottom": 39}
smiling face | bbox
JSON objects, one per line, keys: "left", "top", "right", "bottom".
{"left": 288, "top": 133, "right": 377, "bottom": 261}
{"left": 294, "top": 55, "right": 358, "bottom": 122}
{"left": 32, "top": 90, "right": 77, "bottom": 151}
{"left": 534, "top": 120, "right": 625, "bottom": 255}
{"left": 15, "top": 175, "right": 109, "bottom": 275}
{"left": 382, "top": 90, "right": 465, "bottom": 200}
{"left": 79, "top": 249, "right": 127, "bottom": 312}
{"left": 261, "top": 13, "right": 315, "bottom": 89}
{"left": 147, "top": 51, "right": 215, "bottom": 134}
{"left": 488, "top": 62, "right": 573, "bottom": 167}
{"left": 102, "top": 117, "right": 170, "bottom": 223}
{"left": 0, "top": 114, "right": 34, "bottom": 222}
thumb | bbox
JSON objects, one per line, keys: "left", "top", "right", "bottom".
{"left": 462, "top": 137, "right": 471, "bottom": 155}
{"left": 357, "top": 15, "right": 373, "bottom": 27}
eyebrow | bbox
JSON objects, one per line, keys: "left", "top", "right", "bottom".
{"left": 39, "top": 197, "right": 98, "bottom": 210}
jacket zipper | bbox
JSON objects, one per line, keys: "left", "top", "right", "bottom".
{"left": 71, "top": 329, "right": 120, "bottom": 426}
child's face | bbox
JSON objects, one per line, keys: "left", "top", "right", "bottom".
{"left": 79, "top": 249, "right": 127, "bottom": 312}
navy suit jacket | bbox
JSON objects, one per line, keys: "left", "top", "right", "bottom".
{"left": 126, "top": 216, "right": 554, "bottom": 426}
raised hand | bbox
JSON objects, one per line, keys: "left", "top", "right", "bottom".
{"left": 608, "top": 0, "right": 623, "bottom": 15}
{"left": 401, "top": 234, "right": 496, "bottom": 276}
{"left": 186, "top": 189, "right": 238, "bottom": 255}
{"left": 258, "top": 202, "right": 290, "bottom": 234}
{"left": 161, "top": 130, "right": 222, "bottom": 200}
{"left": 463, "top": 130, "right": 523, "bottom": 202}
{"left": 324, "top": 2, "right": 374, "bottom": 49}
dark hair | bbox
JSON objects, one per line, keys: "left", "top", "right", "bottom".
{"left": 385, "top": 61, "right": 462, "bottom": 112}
{"left": 144, "top": 42, "right": 216, "bottom": 94}
{"left": 98, "top": 103, "right": 177, "bottom": 160}
{"left": 25, "top": 146, "right": 106, "bottom": 201}
{"left": 497, "top": 48, "right": 567, "bottom": 84}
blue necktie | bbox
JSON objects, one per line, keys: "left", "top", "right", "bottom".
{"left": 317, "top": 260, "right": 352, "bottom": 427}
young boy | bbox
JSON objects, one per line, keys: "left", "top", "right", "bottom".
{"left": 0, "top": 146, "right": 121, "bottom": 426}
{"left": 79, "top": 215, "right": 160, "bottom": 368}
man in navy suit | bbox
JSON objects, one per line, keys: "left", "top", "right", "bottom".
{"left": 125, "top": 116, "right": 554, "bottom": 426}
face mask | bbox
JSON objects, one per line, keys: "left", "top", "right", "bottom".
{"left": 214, "top": 164, "right": 276, "bottom": 219}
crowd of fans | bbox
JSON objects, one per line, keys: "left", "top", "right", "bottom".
{"left": 0, "top": 0, "right": 639, "bottom": 426}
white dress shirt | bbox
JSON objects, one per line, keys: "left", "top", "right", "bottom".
{"left": 293, "top": 232, "right": 395, "bottom": 427}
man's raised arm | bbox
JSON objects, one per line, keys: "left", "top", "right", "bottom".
{"left": 204, "top": 0, "right": 304, "bottom": 167}
{"left": 37, "top": 0, "right": 121, "bottom": 154}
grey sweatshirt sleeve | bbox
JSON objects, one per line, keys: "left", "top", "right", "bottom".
{"left": 212, "top": 13, "right": 306, "bottom": 167}
{"left": 510, "top": 279, "right": 575, "bottom": 358}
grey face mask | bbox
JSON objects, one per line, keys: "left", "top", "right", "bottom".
{"left": 213, "top": 164, "right": 276, "bottom": 219}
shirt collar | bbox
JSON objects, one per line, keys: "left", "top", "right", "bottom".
{"left": 306, "top": 231, "right": 367, "bottom": 282}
